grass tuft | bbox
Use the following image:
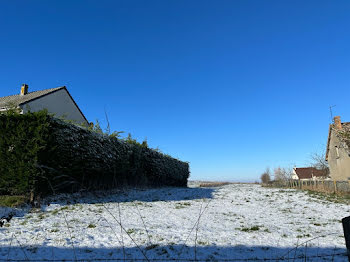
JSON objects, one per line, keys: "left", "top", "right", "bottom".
{"left": 241, "top": 226, "right": 260, "bottom": 232}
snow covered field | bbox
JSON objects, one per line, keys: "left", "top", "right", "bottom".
{"left": 0, "top": 183, "right": 349, "bottom": 261}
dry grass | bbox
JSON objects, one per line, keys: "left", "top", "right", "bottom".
{"left": 199, "top": 182, "right": 231, "bottom": 187}
{"left": 0, "top": 195, "right": 27, "bottom": 207}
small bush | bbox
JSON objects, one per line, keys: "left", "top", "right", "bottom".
{"left": 260, "top": 168, "right": 271, "bottom": 184}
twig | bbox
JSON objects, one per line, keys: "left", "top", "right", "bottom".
{"left": 97, "top": 213, "right": 123, "bottom": 246}
{"left": 101, "top": 203, "right": 150, "bottom": 262}
{"left": 133, "top": 202, "right": 152, "bottom": 246}
{"left": 62, "top": 211, "right": 77, "bottom": 262}
{"left": 104, "top": 108, "right": 111, "bottom": 135}
{"left": 51, "top": 246, "right": 54, "bottom": 262}
{"left": 280, "top": 232, "right": 338, "bottom": 259}
{"left": 194, "top": 200, "right": 204, "bottom": 261}
{"left": 118, "top": 202, "right": 126, "bottom": 262}
{"left": 11, "top": 233, "right": 30, "bottom": 261}
{"left": 177, "top": 198, "right": 212, "bottom": 258}
{"left": 6, "top": 233, "right": 14, "bottom": 262}
{"left": 292, "top": 238, "right": 299, "bottom": 262}
{"left": 331, "top": 245, "right": 337, "bottom": 262}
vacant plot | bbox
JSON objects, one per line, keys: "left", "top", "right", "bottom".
{"left": 0, "top": 184, "right": 349, "bottom": 261}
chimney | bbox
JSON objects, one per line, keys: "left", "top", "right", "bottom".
{"left": 334, "top": 116, "right": 342, "bottom": 130}
{"left": 20, "top": 84, "right": 28, "bottom": 96}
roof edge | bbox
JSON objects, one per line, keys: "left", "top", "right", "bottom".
{"left": 325, "top": 124, "right": 332, "bottom": 161}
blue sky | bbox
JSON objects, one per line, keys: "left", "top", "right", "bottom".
{"left": 1, "top": 1, "right": 350, "bottom": 181}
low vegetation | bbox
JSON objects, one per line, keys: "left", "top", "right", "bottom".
{"left": 240, "top": 225, "right": 260, "bottom": 232}
{"left": 199, "top": 182, "right": 231, "bottom": 187}
{"left": 306, "top": 190, "right": 350, "bottom": 204}
{"left": 0, "top": 195, "right": 27, "bottom": 207}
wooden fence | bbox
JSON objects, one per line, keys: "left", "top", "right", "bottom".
{"left": 286, "top": 180, "right": 350, "bottom": 195}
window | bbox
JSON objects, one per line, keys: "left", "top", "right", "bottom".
{"left": 335, "top": 146, "right": 340, "bottom": 158}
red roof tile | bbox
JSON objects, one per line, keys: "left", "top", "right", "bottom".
{"left": 295, "top": 167, "right": 328, "bottom": 179}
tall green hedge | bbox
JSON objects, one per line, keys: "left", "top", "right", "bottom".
{"left": 0, "top": 111, "right": 190, "bottom": 197}
{"left": 0, "top": 110, "right": 50, "bottom": 195}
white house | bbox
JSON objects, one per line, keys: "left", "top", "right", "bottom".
{"left": 292, "top": 167, "right": 329, "bottom": 181}
{"left": 0, "top": 84, "right": 88, "bottom": 126}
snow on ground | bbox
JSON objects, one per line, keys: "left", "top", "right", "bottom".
{"left": 0, "top": 183, "right": 349, "bottom": 261}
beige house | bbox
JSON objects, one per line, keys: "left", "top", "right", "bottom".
{"left": 326, "top": 116, "right": 350, "bottom": 181}
{"left": 0, "top": 84, "right": 88, "bottom": 126}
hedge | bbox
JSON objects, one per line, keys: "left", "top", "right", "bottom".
{"left": 0, "top": 110, "right": 189, "bottom": 197}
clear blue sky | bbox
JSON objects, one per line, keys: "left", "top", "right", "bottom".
{"left": 1, "top": 1, "right": 349, "bottom": 181}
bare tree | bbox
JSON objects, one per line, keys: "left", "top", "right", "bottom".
{"left": 274, "top": 166, "right": 293, "bottom": 182}
{"left": 310, "top": 152, "right": 329, "bottom": 174}
{"left": 260, "top": 167, "right": 271, "bottom": 184}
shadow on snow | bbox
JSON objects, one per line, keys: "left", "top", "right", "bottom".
{"left": 44, "top": 186, "right": 216, "bottom": 205}
{"left": 0, "top": 186, "right": 216, "bottom": 218}
{"left": 0, "top": 244, "right": 347, "bottom": 261}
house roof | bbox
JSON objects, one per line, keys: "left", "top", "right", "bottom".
{"left": 0, "top": 86, "right": 89, "bottom": 124}
{"left": 326, "top": 122, "right": 350, "bottom": 160}
{"left": 294, "top": 167, "right": 328, "bottom": 179}
{"left": 0, "top": 87, "right": 64, "bottom": 108}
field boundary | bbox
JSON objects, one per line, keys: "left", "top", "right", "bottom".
{"left": 284, "top": 180, "right": 350, "bottom": 195}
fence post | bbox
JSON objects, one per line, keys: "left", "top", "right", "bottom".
{"left": 342, "top": 216, "right": 350, "bottom": 262}
{"left": 334, "top": 180, "right": 337, "bottom": 194}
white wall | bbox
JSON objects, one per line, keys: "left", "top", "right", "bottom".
{"left": 21, "top": 89, "right": 88, "bottom": 125}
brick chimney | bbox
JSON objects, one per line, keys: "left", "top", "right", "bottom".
{"left": 334, "top": 116, "right": 342, "bottom": 130}
{"left": 20, "top": 84, "right": 28, "bottom": 96}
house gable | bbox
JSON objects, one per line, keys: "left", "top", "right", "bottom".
{"left": 0, "top": 85, "right": 88, "bottom": 126}
{"left": 21, "top": 87, "right": 88, "bottom": 125}
{"left": 326, "top": 117, "right": 350, "bottom": 181}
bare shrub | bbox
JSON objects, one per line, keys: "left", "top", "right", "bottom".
{"left": 260, "top": 167, "right": 271, "bottom": 184}
{"left": 274, "top": 166, "right": 293, "bottom": 182}
{"left": 310, "top": 152, "right": 329, "bottom": 175}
